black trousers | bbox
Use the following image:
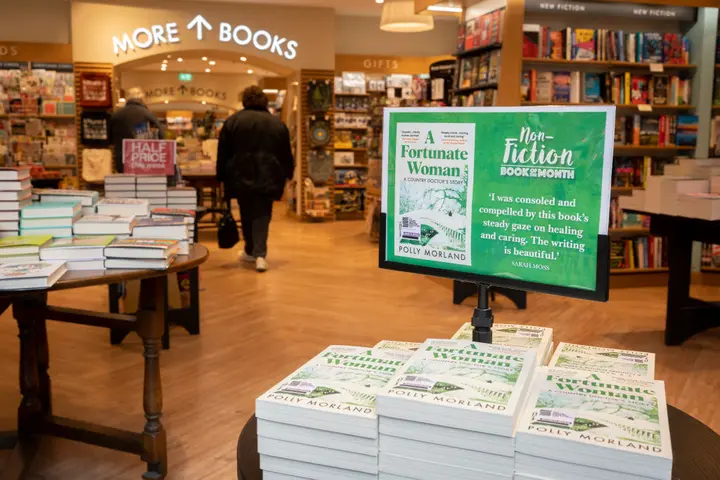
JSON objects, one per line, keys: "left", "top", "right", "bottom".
{"left": 236, "top": 195, "right": 274, "bottom": 258}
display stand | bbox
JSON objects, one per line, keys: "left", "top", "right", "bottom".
{"left": 471, "top": 283, "right": 494, "bottom": 343}
{"left": 452, "top": 280, "right": 528, "bottom": 310}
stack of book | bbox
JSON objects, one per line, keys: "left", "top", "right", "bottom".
{"left": 132, "top": 217, "right": 191, "bottom": 254}
{"left": 0, "top": 166, "right": 32, "bottom": 238}
{"left": 0, "top": 235, "right": 52, "bottom": 264}
{"left": 20, "top": 202, "right": 81, "bottom": 238}
{"left": 151, "top": 207, "right": 196, "bottom": 243}
{"left": 167, "top": 186, "right": 197, "bottom": 210}
{"left": 36, "top": 189, "right": 99, "bottom": 216}
{"left": 104, "top": 174, "right": 137, "bottom": 199}
{"left": 0, "top": 261, "right": 68, "bottom": 290}
{"left": 74, "top": 214, "right": 136, "bottom": 239}
{"left": 515, "top": 367, "right": 671, "bottom": 480}
{"left": 136, "top": 176, "right": 168, "bottom": 207}
{"left": 376, "top": 339, "right": 536, "bottom": 480}
{"left": 256, "top": 345, "right": 412, "bottom": 480}
{"left": 373, "top": 340, "right": 421, "bottom": 352}
{"left": 104, "top": 238, "right": 180, "bottom": 270}
{"left": 96, "top": 198, "right": 150, "bottom": 218}
{"left": 451, "top": 323, "right": 554, "bottom": 365}
{"left": 40, "top": 235, "right": 115, "bottom": 270}
{"left": 548, "top": 342, "right": 655, "bottom": 379}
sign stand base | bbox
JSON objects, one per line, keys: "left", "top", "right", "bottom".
{"left": 471, "top": 283, "right": 494, "bottom": 343}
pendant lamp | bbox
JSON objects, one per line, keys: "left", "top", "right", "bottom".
{"left": 380, "top": 0, "right": 434, "bottom": 33}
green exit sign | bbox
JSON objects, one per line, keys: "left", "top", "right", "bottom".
{"left": 178, "top": 73, "right": 193, "bottom": 82}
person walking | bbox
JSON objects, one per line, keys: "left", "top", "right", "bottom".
{"left": 216, "top": 86, "right": 294, "bottom": 272}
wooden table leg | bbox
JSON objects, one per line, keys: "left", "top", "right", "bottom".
{"left": 136, "top": 276, "right": 168, "bottom": 479}
{"left": 188, "top": 267, "right": 200, "bottom": 336}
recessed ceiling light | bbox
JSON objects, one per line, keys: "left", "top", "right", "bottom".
{"left": 209, "top": 60, "right": 216, "bottom": 66}
{"left": 202, "top": 56, "right": 208, "bottom": 61}
{"left": 164, "top": 100, "right": 169, "bottom": 104}
{"left": 119, "top": 98, "right": 126, "bottom": 103}
{"left": 162, "top": 59, "right": 168, "bottom": 64}
{"left": 376, "top": 0, "right": 384, "bottom": 3}
{"left": 427, "top": 5, "right": 462, "bottom": 12}
{"left": 177, "top": 57, "right": 183, "bottom": 62}
{"left": 240, "top": 56, "right": 247, "bottom": 62}
{"left": 167, "top": 54, "right": 172, "bottom": 59}
{"left": 202, "top": 101, "right": 207, "bottom": 105}
{"left": 262, "top": 89, "right": 279, "bottom": 94}
{"left": 205, "top": 68, "right": 211, "bottom": 73}
{"left": 247, "top": 69, "right": 254, "bottom": 74}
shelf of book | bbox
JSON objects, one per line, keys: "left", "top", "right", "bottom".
{"left": 454, "top": 43, "right": 502, "bottom": 59}
{"left": 614, "top": 145, "right": 695, "bottom": 152}
{"left": 453, "top": 84, "right": 498, "bottom": 96}
{"left": 0, "top": 114, "right": 75, "bottom": 120}
{"left": 335, "top": 109, "right": 370, "bottom": 114}
{"left": 336, "top": 127, "right": 370, "bottom": 131}
{"left": 609, "top": 227, "right": 650, "bottom": 237}
{"left": 335, "top": 147, "right": 368, "bottom": 152}
{"left": 611, "top": 267, "right": 669, "bottom": 274}
{"left": 521, "top": 101, "right": 694, "bottom": 110}
{"left": 335, "top": 93, "right": 370, "bottom": 98}
{"left": 522, "top": 58, "right": 696, "bottom": 70}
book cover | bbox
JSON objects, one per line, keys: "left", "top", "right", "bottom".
{"left": 644, "top": 32, "right": 663, "bottom": 63}
{"left": 456, "top": 21, "right": 465, "bottom": 52}
{"left": 373, "top": 340, "right": 421, "bottom": 352}
{"left": 640, "top": 117, "right": 659, "bottom": 146}
{"left": 549, "top": 342, "right": 655, "bottom": 378}
{"left": 75, "top": 214, "right": 135, "bottom": 224}
{"left": 549, "top": 31, "right": 564, "bottom": 59}
{"left": 151, "top": 207, "right": 196, "bottom": 218}
{"left": 664, "top": 33, "right": 685, "bottom": 64}
{"left": 451, "top": 323, "right": 552, "bottom": 352}
{"left": 464, "top": 20, "right": 475, "bottom": 51}
{"left": 651, "top": 75, "right": 668, "bottom": 105}
{"left": 516, "top": 368, "right": 672, "bottom": 466}
{"left": 0, "top": 166, "right": 31, "bottom": 181}
{"left": 523, "top": 24, "right": 540, "bottom": 58}
{"left": 0, "top": 235, "right": 53, "bottom": 250}
{"left": 45, "top": 235, "right": 116, "bottom": 248}
{"left": 552, "top": 72, "right": 571, "bottom": 102}
{"left": 631, "top": 76, "right": 648, "bottom": 105}
{"left": 536, "top": 72, "right": 553, "bottom": 102}
{"left": 257, "top": 346, "right": 412, "bottom": 418}
{"left": 0, "top": 261, "right": 65, "bottom": 279}
{"left": 106, "top": 238, "right": 178, "bottom": 249}
{"left": 134, "top": 217, "right": 186, "bottom": 228}
{"left": 521, "top": 71, "right": 531, "bottom": 101}
{"left": 583, "top": 73, "right": 601, "bottom": 103}
{"left": 97, "top": 198, "right": 148, "bottom": 206}
{"left": 573, "top": 29, "right": 596, "bottom": 60}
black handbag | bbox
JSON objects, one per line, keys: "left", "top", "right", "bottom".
{"left": 217, "top": 202, "right": 240, "bottom": 249}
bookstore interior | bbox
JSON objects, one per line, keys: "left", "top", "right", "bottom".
{"left": 1, "top": 0, "right": 720, "bottom": 479}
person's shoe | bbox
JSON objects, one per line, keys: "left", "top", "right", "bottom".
{"left": 255, "top": 257, "right": 268, "bottom": 272}
{"left": 239, "top": 251, "right": 255, "bottom": 263}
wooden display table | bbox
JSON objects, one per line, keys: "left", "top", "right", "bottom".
{"left": 0, "top": 245, "right": 209, "bottom": 480}
{"left": 236, "top": 405, "right": 720, "bottom": 480}
{"left": 625, "top": 210, "right": 720, "bottom": 345}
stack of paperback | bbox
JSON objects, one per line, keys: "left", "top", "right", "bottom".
{"left": 0, "top": 261, "right": 68, "bottom": 290}
{"left": 451, "top": 323, "right": 554, "bottom": 365}
{"left": 167, "top": 186, "right": 197, "bottom": 210}
{"left": 104, "top": 174, "right": 136, "bottom": 199}
{"left": 256, "top": 346, "right": 412, "bottom": 480}
{"left": 96, "top": 198, "right": 150, "bottom": 217}
{"left": 376, "top": 339, "right": 536, "bottom": 480}
{"left": 515, "top": 367, "right": 672, "bottom": 480}
{"left": 135, "top": 176, "right": 168, "bottom": 207}
{"left": 0, "top": 166, "right": 32, "bottom": 238}
{"left": 104, "top": 238, "right": 179, "bottom": 270}
{"left": 74, "top": 214, "right": 136, "bottom": 239}
{"left": 132, "top": 217, "right": 191, "bottom": 254}
{"left": 548, "top": 342, "right": 655, "bottom": 379}
{"left": 37, "top": 189, "right": 99, "bottom": 216}
{"left": 20, "top": 202, "right": 81, "bottom": 238}
{"left": 40, "top": 235, "right": 115, "bottom": 270}
{"left": 151, "top": 207, "right": 196, "bottom": 243}
{"left": 0, "top": 235, "right": 52, "bottom": 264}
{"left": 373, "top": 340, "right": 421, "bottom": 352}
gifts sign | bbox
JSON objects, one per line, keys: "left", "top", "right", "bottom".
{"left": 123, "top": 139, "right": 176, "bottom": 175}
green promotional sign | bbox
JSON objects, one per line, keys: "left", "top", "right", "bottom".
{"left": 381, "top": 107, "right": 614, "bottom": 299}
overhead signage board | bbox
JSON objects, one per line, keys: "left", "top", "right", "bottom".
{"left": 380, "top": 106, "right": 615, "bottom": 301}
{"left": 123, "top": 139, "right": 176, "bottom": 175}
{"left": 112, "top": 14, "right": 298, "bottom": 60}
{"left": 524, "top": 0, "right": 696, "bottom": 21}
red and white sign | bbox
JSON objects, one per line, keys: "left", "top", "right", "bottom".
{"left": 122, "top": 139, "right": 176, "bottom": 175}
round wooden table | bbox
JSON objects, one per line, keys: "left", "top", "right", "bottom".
{"left": 237, "top": 405, "right": 720, "bottom": 480}
{"left": 0, "top": 245, "right": 209, "bottom": 480}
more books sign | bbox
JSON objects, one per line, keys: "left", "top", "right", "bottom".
{"left": 122, "top": 139, "right": 176, "bottom": 175}
{"left": 379, "top": 106, "right": 615, "bottom": 301}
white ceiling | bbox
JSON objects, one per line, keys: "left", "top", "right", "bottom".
{"left": 184, "top": 0, "right": 384, "bottom": 16}
{"left": 136, "top": 55, "right": 277, "bottom": 77}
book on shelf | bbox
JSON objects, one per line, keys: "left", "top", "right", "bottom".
{"left": 614, "top": 115, "right": 680, "bottom": 147}
{"left": 548, "top": 342, "right": 655, "bottom": 379}
{"left": 0, "top": 166, "right": 31, "bottom": 181}
{"left": 36, "top": 189, "right": 99, "bottom": 206}
{"left": 451, "top": 322, "right": 554, "bottom": 365}
{"left": 104, "top": 238, "right": 179, "bottom": 260}
{"left": 457, "top": 8, "right": 504, "bottom": 53}
{"left": 20, "top": 202, "right": 81, "bottom": 219}
{"left": 132, "top": 217, "right": 189, "bottom": 240}
{"left": 515, "top": 367, "right": 671, "bottom": 480}
{"left": 522, "top": 24, "right": 540, "bottom": 58}
{"left": 552, "top": 71, "right": 571, "bottom": 102}
{"left": 0, "top": 261, "right": 67, "bottom": 290}
{"left": 573, "top": 28, "right": 595, "bottom": 60}
{"left": 675, "top": 115, "right": 698, "bottom": 147}
{"left": 536, "top": 71, "right": 553, "bottom": 102}
{"left": 40, "top": 235, "right": 115, "bottom": 262}
{"left": 373, "top": 340, "right": 421, "bottom": 351}
{"left": 96, "top": 198, "right": 150, "bottom": 217}
{"left": 73, "top": 214, "right": 136, "bottom": 235}
{"left": 611, "top": 236, "right": 666, "bottom": 269}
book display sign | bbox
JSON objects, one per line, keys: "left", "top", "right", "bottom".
{"left": 380, "top": 106, "right": 615, "bottom": 301}
{"left": 122, "top": 139, "right": 176, "bottom": 175}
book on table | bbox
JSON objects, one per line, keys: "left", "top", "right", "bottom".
{"left": 20, "top": 202, "right": 81, "bottom": 219}
{"left": 104, "top": 257, "right": 176, "bottom": 270}
{"left": 151, "top": 207, "right": 196, "bottom": 223}
{"left": 548, "top": 342, "right": 655, "bottom": 379}
{"left": 40, "top": 235, "right": 116, "bottom": 261}
{"left": 136, "top": 175, "right": 167, "bottom": 185}
{"left": 36, "top": 189, "right": 99, "bottom": 206}
{"left": 106, "top": 191, "right": 137, "bottom": 199}
{"left": 451, "top": 322, "right": 554, "bottom": 365}
{"left": 104, "top": 183, "right": 137, "bottom": 192}
{"left": 73, "top": 215, "right": 136, "bottom": 235}
{"left": 0, "top": 178, "right": 32, "bottom": 191}
{"left": 20, "top": 214, "right": 81, "bottom": 229}
{"left": 0, "top": 261, "right": 67, "bottom": 290}
{"left": 96, "top": 198, "right": 150, "bottom": 217}
{"left": 0, "top": 198, "right": 32, "bottom": 211}
{"left": 104, "top": 238, "right": 180, "bottom": 260}
{"left": 20, "top": 227, "right": 74, "bottom": 238}
{"left": 0, "top": 231, "right": 19, "bottom": 239}
{"left": 0, "top": 189, "right": 32, "bottom": 202}
{"left": 0, "top": 166, "right": 31, "bottom": 181}
{"left": 373, "top": 340, "right": 421, "bottom": 352}
{"left": 135, "top": 190, "right": 167, "bottom": 198}
{"left": 104, "top": 174, "right": 136, "bottom": 185}
{"left": 0, "top": 221, "right": 18, "bottom": 231}
{"left": 0, "top": 235, "right": 53, "bottom": 256}
{"left": 515, "top": 367, "right": 672, "bottom": 480}
{"left": 167, "top": 187, "right": 196, "bottom": 198}
{"left": 0, "top": 254, "right": 40, "bottom": 264}
{"left": 132, "top": 217, "right": 189, "bottom": 240}
{"left": 65, "top": 259, "right": 106, "bottom": 271}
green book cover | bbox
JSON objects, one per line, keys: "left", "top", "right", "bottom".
{"left": 45, "top": 235, "right": 116, "bottom": 248}
{"left": 549, "top": 342, "right": 655, "bottom": 379}
{"left": 373, "top": 340, "right": 422, "bottom": 352}
{"left": 0, "top": 235, "right": 53, "bottom": 250}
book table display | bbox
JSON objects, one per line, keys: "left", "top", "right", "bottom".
{"left": 0, "top": 244, "right": 209, "bottom": 480}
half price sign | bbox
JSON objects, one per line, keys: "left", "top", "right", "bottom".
{"left": 123, "top": 139, "right": 176, "bottom": 175}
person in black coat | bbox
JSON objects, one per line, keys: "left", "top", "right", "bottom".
{"left": 216, "top": 86, "right": 294, "bottom": 272}
{"left": 108, "top": 87, "right": 165, "bottom": 173}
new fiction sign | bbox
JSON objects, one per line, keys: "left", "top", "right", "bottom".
{"left": 112, "top": 14, "right": 299, "bottom": 60}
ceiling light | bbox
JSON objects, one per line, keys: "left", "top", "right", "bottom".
{"left": 247, "top": 69, "right": 254, "bottom": 74}
{"left": 205, "top": 68, "right": 211, "bottom": 73}
{"left": 119, "top": 98, "right": 126, "bottom": 103}
{"left": 202, "top": 56, "right": 208, "bottom": 61}
{"left": 202, "top": 101, "right": 207, "bottom": 105}
{"left": 240, "top": 56, "right": 247, "bottom": 62}
{"left": 209, "top": 60, "right": 216, "bottom": 66}
{"left": 376, "top": 0, "right": 384, "bottom": 3}
{"left": 164, "top": 100, "right": 169, "bottom": 104}
{"left": 167, "top": 55, "right": 172, "bottom": 58}
{"left": 262, "top": 89, "right": 279, "bottom": 94}
{"left": 177, "top": 57, "right": 183, "bottom": 62}
{"left": 427, "top": 5, "right": 462, "bottom": 12}
{"left": 380, "top": 0, "right": 434, "bottom": 32}
{"left": 162, "top": 59, "right": 168, "bottom": 64}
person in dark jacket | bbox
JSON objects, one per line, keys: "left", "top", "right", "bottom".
{"left": 216, "top": 86, "right": 294, "bottom": 272}
{"left": 109, "top": 87, "right": 165, "bottom": 172}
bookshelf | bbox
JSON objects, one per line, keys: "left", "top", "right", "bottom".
{"left": 522, "top": 58, "right": 697, "bottom": 70}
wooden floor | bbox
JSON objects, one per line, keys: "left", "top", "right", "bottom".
{"left": 1, "top": 204, "right": 719, "bottom": 479}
